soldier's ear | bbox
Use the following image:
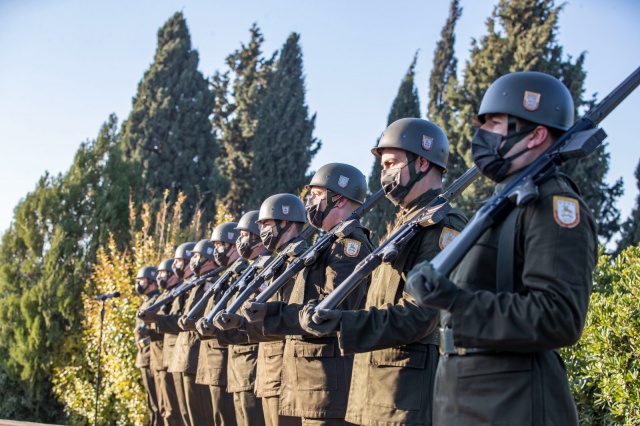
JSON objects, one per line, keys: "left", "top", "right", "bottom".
{"left": 416, "top": 156, "right": 430, "bottom": 172}
{"left": 527, "top": 126, "right": 549, "bottom": 149}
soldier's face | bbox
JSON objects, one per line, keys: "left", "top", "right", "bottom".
{"left": 260, "top": 219, "right": 278, "bottom": 238}
{"left": 380, "top": 148, "right": 411, "bottom": 186}
{"left": 308, "top": 187, "right": 329, "bottom": 211}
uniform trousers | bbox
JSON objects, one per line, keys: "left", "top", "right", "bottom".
{"left": 141, "top": 367, "right": 160, "bottom": 426}
{"left": 154, "top": 369, "right": 181, "bottom": 426}
{"left": 183, "top": 373, "right": 213, "bottom": 425}
{"left": 301, "top": 419, "right": 347, "bottom": 426}
{"left": 262, "top": 395, "right": 302, "bottom": 426}
{"left": 232, "top": 390, "right": 265, "bottom": 426}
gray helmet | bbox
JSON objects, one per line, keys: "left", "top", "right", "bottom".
{"left": 257, "top": 194, "right": 307, "bottom": 224}
{"left": 372, "top": 118, "right": 449, "bottom": 171}
{"left": 211, "top": 222, "right": 240, "bottom": 244}
{"left": 478, "top": 71, "right": 574, "bottom": 131}
{"left": 236, "top": 211, "right": 260, "bottom": 236}
{"left": 136, "top": 265, "right": 158, "bottom": 281}
{"left": 157, "top": 258, "right": 174, "bottom": 272}
{"left": 305, "top": 163, "right": 367, "bottom": 204}
{"left": 174, "top": 242, "right": 196, "bottom": 260}
{"left": 193, "top": 239, "right": 216, "bottom": 261}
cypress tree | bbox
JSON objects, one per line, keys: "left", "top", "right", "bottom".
{"left": 439, "top": 0, "right": 621, "bottom": 241}
{"left": 212, "top": 24, "right": 273, "bottom": 217}
{"left": 616, "top": 159, "right": 640, "bottom": 254}
{"left": 249, "top": 32, "right": 321, "bottom": 207}
{"left": 121, "top": 12, "right": 218, "bottom": 227}
{"left": 365, "top": 54, "right": 421, "bottom": 244}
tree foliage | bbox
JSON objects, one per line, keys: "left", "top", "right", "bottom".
{"left": 616, "top": 159, "right": 640, "bottom": 255}
{"left": 121, "top": 12, "right": 220, "bottom": 230}
{"left": 249, "top": 32, "right": 321, "bottom": 209}
{"left": 365, "top": 54, "right": 421, "bottom": 244}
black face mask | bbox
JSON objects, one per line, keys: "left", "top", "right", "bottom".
{"left": 380, "top": 155, "right": 431, "bottom": 206}
{"left": 236, "top": 235, "right": 261, "bottom": 259}
{"left": 260, "top": 221, "right": 293, "bottom": 252}
{"left": 172, "top": 263, "right": 185, "bottom": 280}
{"left": 190, "top": 256, "right": 205, "bottom": 276}
{"left": 157, "top": 272, "right": 172, "bottom": 290}
{"left": 135, "top": 280, "right": 146, "bottom": 295}
{"left": 213, "top": 244, "right": 232, "bottom": 267}
{"left": 305, "top": 191, "right": 338, "bottom": 229}
{"left": 471, "top": 119, "right": 535, "bottom": 183}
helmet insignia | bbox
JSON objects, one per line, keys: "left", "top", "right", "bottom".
{"left": 422, "top": 135, "right": 433, "bottom": 151}
{"left": 207, "top": 247, "right": 214, "bottom": 255}
{"left": 186, "top": 250, "right": 192, "bottom": 257}
{"left": 227, "top": 232, "right": 235, "bottom": 241}
{"left": 523, "top": 91, "right": 541, "bottom": 111}
{"left": 282, "top": 205, "right": 290, "bottom": 215}
{"left": 338, "top": 175, "right": 350, "bottom": 188}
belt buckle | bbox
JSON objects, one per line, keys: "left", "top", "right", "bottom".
{"left": 438, "top": 328, "right": 456, "bottom": 356}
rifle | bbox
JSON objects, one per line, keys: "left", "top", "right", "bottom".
{"left": 428, "top": 66, "right": 640, "bottom": 278}
{"left": 179, "top": 259, "right": 248, "bottom": 330}
{"left": 137, "top": 265, "right": 225, "bottom": 320}
{"left": 315, "top": 164, "right": 481, "bottom": 312}
{"left": 221, "top": 226, "right": 316, "bottom": 316}
{"left": 253, "top": 189, "right": 386, "bottom": 304}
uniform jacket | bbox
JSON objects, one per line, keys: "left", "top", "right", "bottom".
{"left": 262, "top": 224, "right": 375, "bottom": 418}
{"left": 340, "top": 189, "right": 467, "bottom": 426}
{"left": 158, "top": 282, "right": 186, "bottom": 370}
{"left": 135, "top": 289, "right": 162, "bottom": 368}
{"left": 436, "top": 173, "right": 597, "bottom": 426}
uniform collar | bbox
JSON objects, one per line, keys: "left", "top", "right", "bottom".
{"left": 397, "top": 187, "right": 443, "bottom": 224}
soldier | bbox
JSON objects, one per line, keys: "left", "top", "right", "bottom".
{"left": 299, "top": 119, "right": 467, "bottom": 425}
{"left": 216, "top": 194, "right": 307, "bottom": 426}
{"left": 405, "top": 71, "right": 598, "bottom": 425}
{"left": 211, "top": 211, "right": 267, "bottom": 426}
{"left": 134, "top": 265, "right": 162, "bottom": 426}
{"left": 237, "top": 163, "right": 375, "bottom": 425}
{"left": 152, "top": 258, "right": 182, "bottom": 426}
{"left": 194, "top": 222, "right": 242, "bottom": 426}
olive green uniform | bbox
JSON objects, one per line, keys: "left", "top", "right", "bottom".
{"left": 135, "top": 289, "right": 162, "bottom": 426}
{"left": 435, "top": 174, "right": 597, "bottom": 425}
{"left": 157, "top": 283, "right": 213, "bottom": 425}
{"left": 339, "top": 190, "right": 467, "bottom": 425}
{"left": 261, "top": 225, "right": 374, "bottom": 424}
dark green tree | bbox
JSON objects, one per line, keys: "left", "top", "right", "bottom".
{"left": 439, "top": 0, "right": 622, "bottom": 240}
{"left": 365, "top": 54, "right": 421, "bottom": 244}
{"left": 121, "top": 12, "right": 219, "bottom": 228}
{"left": 212, "top": 24, "right": 274, "bottom": 217}
{"left": 249, "top": 32, "right": 321, "bottom": 207}
{"left": 0, "top": 115, "right": 136, "bottom": 421}
{"left": 616, "top": 159, "right": 640, "bottom": 254}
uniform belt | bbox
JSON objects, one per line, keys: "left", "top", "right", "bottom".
{"left": 439, "top": 328, "right": 494, "bottom": 356}
{"left": 416, "top": 330, "right": 439, "bottom": 346}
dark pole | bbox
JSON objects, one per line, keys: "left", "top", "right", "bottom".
{"left": 94, "top": 299, "right": 106, "bottom": 425}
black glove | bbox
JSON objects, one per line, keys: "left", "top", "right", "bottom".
{"left": 195, "top": 318, "right": 216, "bottom": 337}
{"left": 213, "top": 312, "right": 246, "bottom": 330}
{"left": 241, "top": 300, "right": 268, "bottom": 323}
{"left": 137, "top": 309, "right": 158, "bottom": 324}
{"left": 405, "top": 260, "right": 460, "bottom": 311}
{"left": 299, "top": 302, "right": 341, "bottom": 337}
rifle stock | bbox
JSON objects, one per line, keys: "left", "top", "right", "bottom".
{"left": 430, "top": 66, "right": 640, "bottom": 277}
{"left": 315, "top": 165, "right": 481, "bottom": 312}
{"left": 254, "top": 189, "right": 386, "bottom": 303}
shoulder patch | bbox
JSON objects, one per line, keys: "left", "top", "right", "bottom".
{"left": 439, "top": 227, "right": 460, "bottom": 250}
{"left": 344, "top": 239, "right": 361, "bottom": 257}
{"left": 553, "top": 195, "right": 580, "bottom": 228}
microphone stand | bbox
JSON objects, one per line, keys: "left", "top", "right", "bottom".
{"left": 94, "top": 298, "right": 108, "bottom": 425}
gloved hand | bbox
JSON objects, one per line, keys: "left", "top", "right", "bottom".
{"left": 137, "top": 309, "right": 157, "bottom": 324}
{"left": 195, "top": 318, "right": 217, "bottom": 337}
{"left": 405, "top": 260, "right": 460, "bottom": 311}
{"left": 241, "top": 300, "right": 268, "bottom": 323}
{"left": 138, "top": 324, "right": 151, "bottom": 337}
{"left": 213, "top": 312, "right": 246, "bottom": 330}
{"left": 299, "top": 302, "right": 342, "bottom": 337}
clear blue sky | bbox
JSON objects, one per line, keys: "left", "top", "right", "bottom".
{"left": 1, "top": 0, "right": 638, "bottom": 244}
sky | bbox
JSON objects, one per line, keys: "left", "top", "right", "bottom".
{"left": 0, "top": 0, "right": 639, "bottom": 245}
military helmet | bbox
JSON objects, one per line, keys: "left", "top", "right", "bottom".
{"left": 257, "top": 193, "right": 307, "bottom": 224}
{"left": 211, "top": 222, "right": 240, "bottom": 245}
{"left": 157, "top": 258, "right": 175, "bottom": 272}
{"left": 192, "top": 239, "right": 216, "bottom": 261}
{"left": 305, "top": 163, "right": 367, "bottom": 204}
{"left": 372, "top": 118, "right": 449, "bottom": 171}
{"left": 174, "top": 242, "right": 196, "bottom": 260}
{"left": 136, "top": 265, "right": 158, "bottom": 281}
{"left": 236, "top": 210, "right": 261, "bottom": 236}
{"left": 478, "top": 71, "right": 574, "bottom": 131}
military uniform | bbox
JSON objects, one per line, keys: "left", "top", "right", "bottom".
{"left": 157, "top": 283, "right": 213, "bottom": 425}
{"left": 261, "top": 224, "right": 374, "bottom": 424}
{"left": 135, "top": 289, "right": 162, "bottom": 426}
{"left": 338, "top": 190, "right": 466, "bottom": 425}
{"left": 433, "top": 174, "right": 597, "bottom": 425}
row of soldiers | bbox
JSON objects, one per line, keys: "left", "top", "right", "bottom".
{"left": 131, "top": 71, "right": 598, "bottom": 425}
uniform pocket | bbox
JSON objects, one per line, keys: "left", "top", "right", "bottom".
{"left": 293, "top": 341, "right": 338, "bottom": 391}
{"left": 366, "top": 345, "right": 427, "bottom": 411}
